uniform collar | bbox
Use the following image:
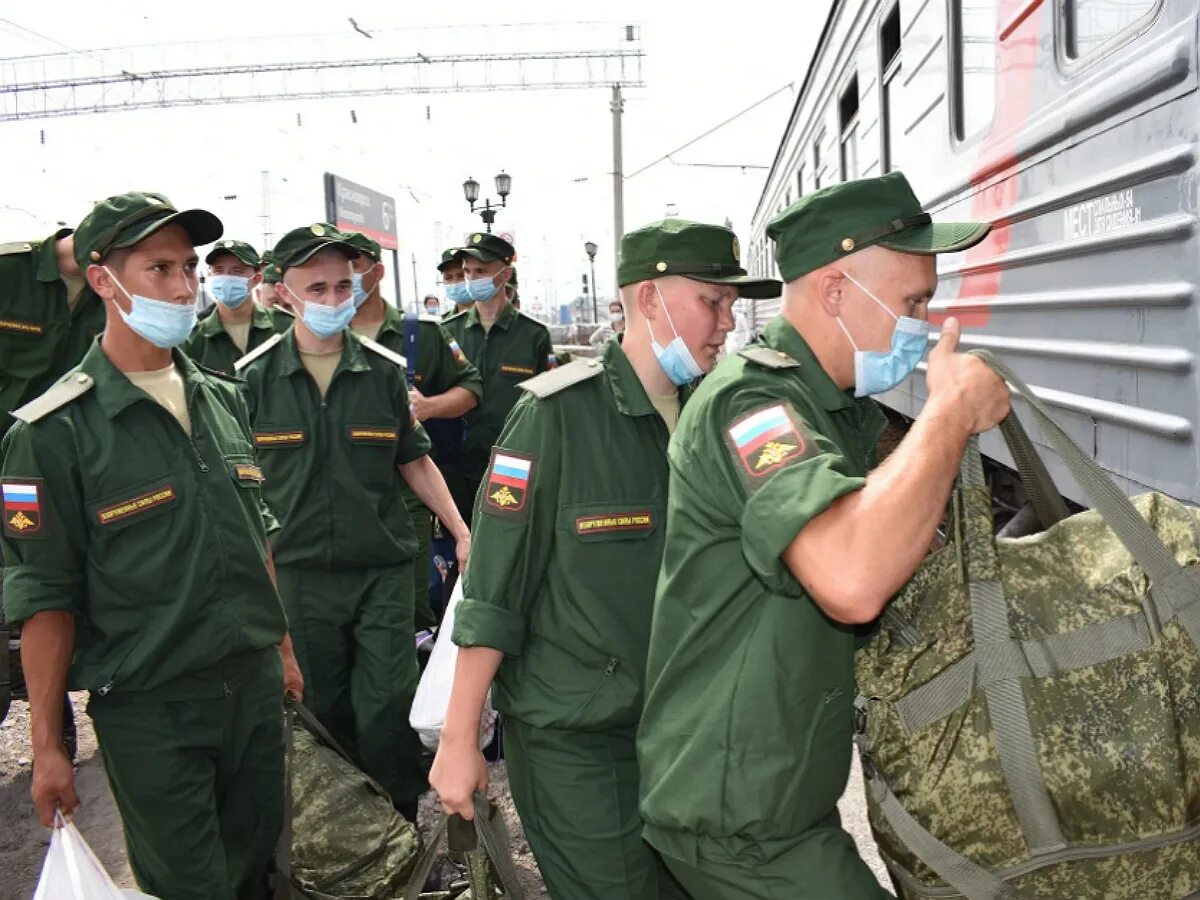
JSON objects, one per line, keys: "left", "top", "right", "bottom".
{"left": 36, "top": 227, "right": 75, "bottom": 283}
{"left": 373, "top": 302, "right": 407, "bottom": 339}
{"left": 276, "top": 326, "right": 372, "bottom": 378}
{"left": 603, "top": 335, "right": 691, "bottom": 417}
{"left": 81, "top": 338, "right": 208, "bottom": 420}
{"left": 466, "top": 300, "right": 517, "bottom": 331}
{"left": 197, "top": 301, "right": 275, "bottom": 338}
{"left": 762, "top": 317, "right": 856, "bottom": 412}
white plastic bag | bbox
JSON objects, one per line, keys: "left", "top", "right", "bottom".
{"left": 34, "top": 812, "right": 157, "bottom": 899}
{"left": 409, "top": 579, "right": 496, "bottom": 752}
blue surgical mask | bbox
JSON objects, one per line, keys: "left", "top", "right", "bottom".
{"left": 464, "top": 267, "right": 506, "bottom": 303}
{"left": 285, "top": 286, "right": 355, "bottom": 338}
{"left": 351, "top": 271, "right": 376, "bottom": 309}
{"left": 446, "top": 282, "right": 471, "bottom": 305}
{"left": 103, "top": 266, "right": 198, "bottom": 349}
{"left": 208, "top": 274, "right": 250, "bottom": 309}
{"left": 648, "top": 283, "right": 705, "bottom": 386}
{"left": 836, "top": 271, "right": 931, "bottom": 397}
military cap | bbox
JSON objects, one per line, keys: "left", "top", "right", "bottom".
{"left": 437, "top": 246, "right": 465, "bottom": 271}
{"left": 767, "top": 172, "right": 991, "bottom": 282}
{"left": 74, "top": 191, "right": 223, "bottom": 271}
{"left": 205, "top": 238, "right": 261, "bottom": 268}
{"left": 342, "top": 231, "right": 382, "bottom": 261}
{"left": 617, "top": 218, "right": 780, "bottom": 299}
{"left": 509, "top": 266, "right": 519, "bottom": 288}
{"left": 460, "top": 232, "right": 515, "bottom": 264}
{"left": 272, "top": 223, "right": 358, "bottom": 272}
{"left": 261, "top": 262, "right": 283, "bottom": 285}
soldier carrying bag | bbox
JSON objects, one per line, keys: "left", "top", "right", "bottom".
{"left": 856, "top": 351, "right": 1200, "bottom": 899}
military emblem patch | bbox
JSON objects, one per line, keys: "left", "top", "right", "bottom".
{"left": 575, "top": 511, "right": 653, "bottom": 535}
{"left": 0, "top": 318, "right": 45, "bottom": 336}
{"left": 547, "top": 353, "right": 558, "bottom": 369}
{"left": 448, "top": 339, "right": 467, "bottom": 365}
{"left": 254, "top": 430, "right": 306, "bottom": 447}
{"left": 96, "top": 485, "right": 177, "bottom": 525}
{"left": 233, "top": 464, "right": 265, "bottom": 483}
{"left": 500, "top": 364, "right": 535, "bottom": 377}
{"left": 2, "top": 480, "right": 44, "bottom": 537}
{"left": 483, "top": 449, "right": 534, "bottom": 518}
{"left": 348, "top": 427, "right": 399, "bottom": 444}
{"left": 727, "top": 404, "right": 807, "bottom": 477}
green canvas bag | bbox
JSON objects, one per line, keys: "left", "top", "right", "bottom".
{"left": 856, "top": 351, "right": 1200, "bottom": 899}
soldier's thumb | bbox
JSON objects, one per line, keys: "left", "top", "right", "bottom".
{"left": 934, "top": 317, "right": 961, "bottom": 357}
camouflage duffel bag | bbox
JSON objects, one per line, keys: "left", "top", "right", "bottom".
{"left": 856, "top": 351, "right": 1200, "bottom": 899}
{"left": 274, "top": 700, "right": 422, "bottom": 900}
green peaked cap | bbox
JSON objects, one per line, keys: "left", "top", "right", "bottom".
{"left": 74, "top": 191, "right": 223, "bottom": 271}
{"left": 205, "top": 238, "right": 261, "bottom": 268}
{"left": 617, "top": 218, "right": 780, "bottom": 299}
{"left": 272, "top": 223, "right": 359, "bottom": 272}
{"left": 767, "top": 172, "right": 991, "bottom": 281}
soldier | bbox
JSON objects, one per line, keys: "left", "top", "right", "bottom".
{"left": 440, "top": 247, "right": 472, "bottom": 314}
{"left": 237, "top": 223, "right": 470, "bottom": 821}
{"left": 636, "top": 173, "right": 1011, "bottom": 899}
{"left": 441, "top": 233, "right": 554, "bottom": 523}
{"left": 1, "top": 191, "right": 302, "bottom": 900}
{"left": 0, "top": 225, "right": 105, "bottom": 439}
{"left": 256, "top": 254, "right": 288, "bottom": 313}
{"left": 344, "top": 230, "right": 482, "bottom": 629}
{"left": 183, "top": 239, "right": 288, "bottom": 375}
{"left": 423, "top": 294, "right": 441, "bottom": 317}
{"left": 430, "top": 220, "right": 780, "bottom": 899}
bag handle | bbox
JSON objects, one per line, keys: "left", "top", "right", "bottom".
{"left": 403, "top": 793, "right": 525, "bottom": 900}
{"left": 273, "top": 699, "right": 295, "bottom": 899}
{"left": 969, "top": 349, "right": 1188, "bottom": 588}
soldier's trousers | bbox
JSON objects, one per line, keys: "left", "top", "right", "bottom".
{"left": 275, "top": 563, "right": 424, "bottom": 807}
{"left": 88, "top": 649, "right": 284, "bottom": 900}
{"left": 401, "top": 484, "right": 437, "bottom": 631}
{"left": 651, "top": 813, "right": 892, "bottom": 900}
{"left": 504, "top": 718, "right": 690, "bottom": 900}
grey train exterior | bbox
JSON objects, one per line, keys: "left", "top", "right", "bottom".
{"left": 746, "top": 0, "right": 1200, "bottom": 506}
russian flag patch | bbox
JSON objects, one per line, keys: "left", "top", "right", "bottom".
{"left": 2, "top": 480, "right": 44, "bottom": 537}
{"left": 483, "top": 449, "right": 534, "bottom": 518}
{"left": 727, "top": 404, "right": 807, "bottom": 477}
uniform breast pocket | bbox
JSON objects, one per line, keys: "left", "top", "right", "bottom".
{"left": 498, "top": 360, "right": 537, "bottom": 381}
{"left": 0, "top": 316, "right": 57, "bottom": 379}
{"left": 87, "top": 476, "right": 180, "bottom": 536}
{"left": 346, "top": 424, "right": 400, "bottom": 487}
{"left": 557, "top": 502, "right": 662, "bottom": 590}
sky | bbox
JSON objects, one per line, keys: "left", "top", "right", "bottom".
{"left": 0, "top": 0, "right": 833, "bottom": 317}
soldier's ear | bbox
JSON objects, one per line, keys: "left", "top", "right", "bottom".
{"left": 634, "top": 280, "right": 660, "bottom": 321}
{"left": 248, "top": 271, "right": 264, "bottom": 292}
{"left": 86, "top": 263, "right": 117, "bottom": 300}
{"left": 813, "top": 266, "right": 848, "bottom": 318}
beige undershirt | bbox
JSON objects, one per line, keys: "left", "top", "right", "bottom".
{"left": 225, "top": 320, "right": 252, "bottom": 354}
{"left": 649, "top": 390, "right": 681, "bottom": 435}
{"left": 61, "top": 272, "right": 88, "bottom": 311}
{"left": 300, "top": 347, "right": 343, "bottom": 398}
{"left": 128, "top": 364, "right": 192, "bottom": 434}
{"left": 352, "top": 320, "right": 384, "bottom": 341}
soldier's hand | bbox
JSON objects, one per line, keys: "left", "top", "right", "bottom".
{"left": 455, "top": 531, "right": 471, "bottom": 572}
{"left": 282, "top": 653, "right": 305, "bottom": 701}
{"left": 31, "top": 746, "right": 79, "bottom": 827}
{"left": 925, "top": 317, "right": 1010, "bottom": 435}
{"left": 429, "top": 735, "right": 488, "bottom": 820}
{"left": 408, "top": 389, "right": 432, "bottom": 423}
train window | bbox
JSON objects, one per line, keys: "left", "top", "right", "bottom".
{"left": 952, "top": 1, "right": 998, "bottom": 141}
{"left": 1066, "top": 0, "right": 1158, "bottom": 59}
{"left": 839, "top": 75, "right": 860, "bottom": 180}
{"left": 880, "top": 3, "right": 902, "bottom": 172}
{"left": 796, "top": 164, "right": 805, "bottom": 199}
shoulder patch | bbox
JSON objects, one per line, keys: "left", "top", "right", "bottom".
{"left": 2, "top": 479, "right": 47, "bottom": 539}
{"left": 11, "top": 373, "right": 94, "bottom": 424}
{"left": 233, "top": 332, "right": 283, "bottom": 373}
{"left": 738, "top": 346, "right": 801, "bottom": 370}
{"left": 481, "top": 448, "right": 535, "bottom": 521}
{"left": 724, "top": 403, "right": 817, "bottom": 480}
{"left": 358, "top": 334, "right": 408, "bottom": 369}
{"left": 519, "top": 357, "right": 603, "bottom": 399}
{"left": 0, "top": 241, "right": 34, "bottom": 257}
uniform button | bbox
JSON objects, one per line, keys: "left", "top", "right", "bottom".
{"left": 76, "top": 374, "right": 89, "bottom": 384}
{"left": 588, "top": 359, "right": 600, "bottom": 367}
{"left": 777, "top": 351, "right": 788, "bottom": 359}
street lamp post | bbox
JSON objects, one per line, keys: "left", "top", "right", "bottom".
{"left": 584, "top": 241, "right": 599, "bottom": 324}
{"left": 463, "top": 171, "right": 512, "bottom": 233}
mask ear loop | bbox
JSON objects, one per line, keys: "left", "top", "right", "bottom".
{"left": 651, "top": 282, "right": 685, "bottom": 344}
{"left": 840, "top": 270, "right": 899, "bottom": 322}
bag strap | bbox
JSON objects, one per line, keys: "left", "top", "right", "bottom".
{"left": 273, "top": 699, "right": 295, "bottom": 899}
{"left": 995, "top": 414, "right": 1070, "bottom": 529}
{"left": 970, "top": 349, "right": 1200, "bottom": 644}
{"left": 291, "top": 699, "right": 393, "bottom": 801}
{"left": 403, "top": 313, "right": 419, "bottom": 389}
{"left": 402, "top": 793, "right": 525, "bottom": 899}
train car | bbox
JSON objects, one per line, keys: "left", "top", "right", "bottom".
{"left": 747, "top": 0, "right": 1200, "bottom": 506}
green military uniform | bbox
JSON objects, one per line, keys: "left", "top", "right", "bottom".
{"left": 638, "top": 174, "right": 991, "bottom": 899}
{"left": 239, "top": 224, "right": 433, "bottom": 811}
{"left": 454, "top": 220, "right": 778, "bottom": 899}
{"left": 441, "top": 234, "right": 553, "bottom": 522}
{"left": 344, "top": 232, "right": 482, "bottom": 628}
{"left": 184, "top": 239, "right": 289, "bottom": 375}
{"left": 0, "top": 228, "right": 106, "bottom": 438}
{"left": 0, "top": 189, "right": 288, "bottom": 900}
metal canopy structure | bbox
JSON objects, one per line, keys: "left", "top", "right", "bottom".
{"left": 0, "top": 21, "right": 645, "bottom": 121}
